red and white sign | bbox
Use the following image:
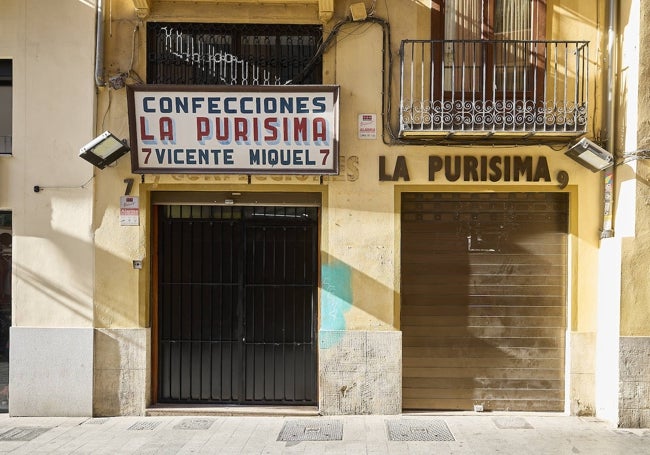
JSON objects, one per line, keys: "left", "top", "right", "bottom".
{"left": 358, "top": 113, "right": 377, "bottom": 139}
{"left": 120, "top": 196, "right": 139, "bottom": 226}
{"left": 127, "top": 85, "right": 339, "bottom": 175}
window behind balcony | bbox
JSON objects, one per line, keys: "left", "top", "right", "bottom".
{"left": 401, "top": 0, "right": 587, "bottom": 137}
{"left": 0, "top": 60, "right": 11, "bottom": 155}
{"left": 441, "top": 0, "right": 541, "bottom": 40}
{"left": 433, "top": 0, "right": 545, "bottom": 97}
{"left": 147, "top": 23, "right": 322, "bottom": 85}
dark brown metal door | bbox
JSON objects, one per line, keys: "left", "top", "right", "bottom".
{"left": 156, "top": 205, "right": 318, "bottom": 405}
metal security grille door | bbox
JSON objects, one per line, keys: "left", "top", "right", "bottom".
{"left": 156, "top": 205, "right": 318, "bottom": 405}
{"left": 244, "top": 208, "right": 318, "bottom": 402}
{"left": 401, "top": 193, "right": 568, "bottom": 411}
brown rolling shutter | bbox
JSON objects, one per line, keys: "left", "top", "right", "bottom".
{"left": 401, "top": 192, "right": 568, "bottom": 411}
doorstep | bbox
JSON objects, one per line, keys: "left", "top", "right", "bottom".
{"left": 145, "top": 404, "right": 320, "bottom": 417}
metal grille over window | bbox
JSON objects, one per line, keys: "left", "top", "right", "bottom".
{"left": 147, "top": 23, "right": 323, "bottom": 85}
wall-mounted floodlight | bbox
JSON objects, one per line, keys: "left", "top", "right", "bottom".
{"left": 565, "top": 138, "right": 614, "bottom": 172}
{"left": 79, "top": 131, "right": 130, "bottom": 169}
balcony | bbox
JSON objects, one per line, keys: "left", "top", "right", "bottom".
{"left": 399, "top": 40, "right": 589, "bottom": 141}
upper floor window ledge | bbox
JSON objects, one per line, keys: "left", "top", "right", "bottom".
{"left": 133, "top": 0, "right": 332, "bottom": 22}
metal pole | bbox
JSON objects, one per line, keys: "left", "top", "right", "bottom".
{"left": 95, "top": 0, "right": 105, "bottom": 87}
{"left": 601, "top": 0, "right": 616, "bottom": 238}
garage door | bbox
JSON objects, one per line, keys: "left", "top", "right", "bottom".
{"left": 401, "top": 192, "right": 568, "bottom": 411}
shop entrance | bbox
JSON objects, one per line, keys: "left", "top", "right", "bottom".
{"left": 155, "top": 204, "right": 318, "bottom": 405}
{"left": 401, "top": 192, "right": 568, "bottom": 411}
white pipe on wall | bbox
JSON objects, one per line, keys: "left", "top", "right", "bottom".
{"left": 95, "top": 0, "right": 105, "bottom": 87}
{"left": 601, "top": 0, "right": 616, "bottom": 238}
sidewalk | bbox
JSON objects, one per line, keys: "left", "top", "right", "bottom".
{"left": 0, "top": 412, "right": 648, "bottom": 454}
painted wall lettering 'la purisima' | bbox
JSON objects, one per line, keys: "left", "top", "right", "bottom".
{"left": 379, "top": 155, "right": 569, "bottom": 188}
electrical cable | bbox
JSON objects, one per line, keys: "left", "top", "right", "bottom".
{"left": 33, "top": 175, "right": 95, "bottom": 193}
{"left": 614, "top": 150, "right": 650, "bottom": 166}
{"left": 101, "top": 88, "right": 112, "bottom": 131}
{"left": 128, "top": 22, "right": 144, "bottom": 84}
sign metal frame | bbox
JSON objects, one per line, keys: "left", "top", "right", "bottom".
{"left": 127, "top": 84, "right": 340, "bottom": 175}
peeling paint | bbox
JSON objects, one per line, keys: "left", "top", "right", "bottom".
{"left": 320, "top": 261, "right": 352, "bottom": 348}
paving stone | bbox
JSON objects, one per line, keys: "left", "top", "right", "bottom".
{"left": 0, "top": 414, "right": 647, "bottom": 454}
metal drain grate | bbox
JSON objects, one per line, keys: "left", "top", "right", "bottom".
{"left": 277, "top": 420, "right": 343, "bottom": 441}
{"left": 386, "top": 419, "right": 455, "bottom": 441}
{"left": 173, "top": 418, "right": 215, "bottom": 430}
{"left": 128, "top": 421, "right": 161, "bottom": 431}
{"left": 493, "top": 417, "right": 533, "bottom": 429}
{"left": 0, "top": 427, "right": 51, "bottom": 441}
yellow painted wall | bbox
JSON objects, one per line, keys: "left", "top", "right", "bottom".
{"left": 0, "top": 0, "right": 642, "bottom": 419}
{"left": 619, "top": 0, "right": 650, "bottom": 336}
{"left": 0, "top": 0, "right": 96, "bottom": 327}
{"left": 91, "top": 0, "right": 607, "bottom": 339}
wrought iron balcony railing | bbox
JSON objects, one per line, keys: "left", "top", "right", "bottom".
{"left": 399, "top": 40, "right": 589, "bottom": 140}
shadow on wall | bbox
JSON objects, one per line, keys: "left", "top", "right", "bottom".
{"left": 94, "top": 328, "right": 149, "bottom": 416}
{"left": 320, "top": 252, "right": 395, "bottom": 349}
{"left": 400, "top": 193, "right": 568, "bottom": 412}
{"left": 9, "top": 194, "right": 147, "bottom": 415}
{"left": 13, "top": 188, "right": 95, "bottom": 325}
{"left": 12, "top": 192, "right": 145, "bottom": 328}
{"left": 13, "top": 260, "right": 92, "bottom": 324}
{"left": 318, "top": 255, "right": 402, "bottom": 415}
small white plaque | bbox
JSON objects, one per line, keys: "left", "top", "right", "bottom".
{"left": 120, "top": 196, "right": 140, "bottom": 226}
{"left": 358, "top": 113, "right": 377, "bottom": 139}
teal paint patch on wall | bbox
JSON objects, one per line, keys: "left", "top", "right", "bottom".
{"left": 319, "top": 261, "right": 352, "bottom": 349}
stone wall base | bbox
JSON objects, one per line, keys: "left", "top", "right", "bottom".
{"left": 569, "top": 331, "right": 596, "bottom": 416}
{"left": 93, "top": 328, "right": 150, "bottom": 416}
{"left": 319, "top": 330, "right": 401, "bottom": 415}
{"left": 619, "top": 336, "right": 650, "bottom": 427}
{"left": 9, "top": 327, "right": 94, "bottom": 416}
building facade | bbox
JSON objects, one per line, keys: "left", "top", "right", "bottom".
{"left": 0, "top": 0, "right": 649, "bottom": 427}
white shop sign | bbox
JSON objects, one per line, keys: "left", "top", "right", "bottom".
{"left": 127, "top": 85, "right": 339, "bottom": 175}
